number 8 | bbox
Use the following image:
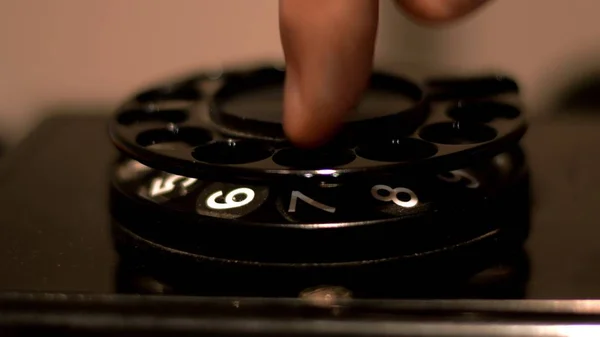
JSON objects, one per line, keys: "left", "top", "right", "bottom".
{"left": 206, "top": 187, "right": 255, "bottom": 210}
{"left": 371, "top": 185, "right": 418, "bottom": 208}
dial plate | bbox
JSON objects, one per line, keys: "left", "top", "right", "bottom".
{"left": 108, "top": 65, "right": 526, "bottom": 182}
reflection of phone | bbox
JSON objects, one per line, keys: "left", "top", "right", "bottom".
{"left": 2, "top": 64, "right": 600, "bottom": 334}
{"left": 4, "top": 294, "right": 600, "bottom": 336}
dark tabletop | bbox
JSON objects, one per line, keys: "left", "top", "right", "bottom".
{"left": 0, "top": 114, "right": 599, "bottom": 298}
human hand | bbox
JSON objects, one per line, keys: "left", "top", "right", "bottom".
{"left": 279, "top": 0, "right": 490, "bottom": 147}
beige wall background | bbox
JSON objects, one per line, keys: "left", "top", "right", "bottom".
{"left": 0, "top": 0, "right": 599, "bottom": 145}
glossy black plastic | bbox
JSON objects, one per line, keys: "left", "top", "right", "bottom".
{"left": 110, "top": 146, "right": 530, "bottom": 267}
{"left": 210, "top": 68, "right": 426, "bottom": 141}
{"left": 108, "top": 64, "right": 527, "bottom": 182}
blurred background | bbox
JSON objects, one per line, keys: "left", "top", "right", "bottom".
{"left": 0, "top": 0, "right": 599, "bottom": 146}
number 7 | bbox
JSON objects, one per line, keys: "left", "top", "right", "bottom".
{"left": 288, "top": 191, "right": 336, "bottom": 213}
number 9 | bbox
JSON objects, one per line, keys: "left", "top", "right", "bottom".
{"left": 206, "top": 188, "right": 255, "bottom": 210}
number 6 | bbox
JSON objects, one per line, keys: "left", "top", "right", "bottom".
{"left": 206, "top": 187, "right": 255, "bottom": 210}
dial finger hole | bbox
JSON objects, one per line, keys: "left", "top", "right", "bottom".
{"left": 355, "top": 138, "right": 437, "bottom": 162}
{"left": 419, "top": 122, "right": 497, "bottom": 145}
{"left": 136, "top": 127, "right": 212, "bottom": 151}
{"left": 272, "top": 147, "right": 356, "bottom": 169}
{"left": 447, "top": 101, "right": 520, "bottom": 123}
{"left": 135, "top": 83, "right": 201, "bottom": 103}
{"left": 117, "top": 108, "right": 188, "bottom": 126}
{"left": 427, "top": 75, "right": 519, "bottom": 99}
{"left": 193, "top": 140, "right": 274, "bottom": 165}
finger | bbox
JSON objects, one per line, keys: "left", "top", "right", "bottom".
{"left": 279, "top": 0, "right": 379, "bottom": 148}
{"left": 396, "top": 0, "right": 490, "bottom": 23}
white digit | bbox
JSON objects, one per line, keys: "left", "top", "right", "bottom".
{"left": 288, "top": 191, "right": 336, "bottom": 213}
{"left": 206, "top": 187, "right": 255, "bottom": 210}
{"left": 371, "top": 185, "right": 418, "bottom": 208}
{"left": 438, "top": 170, "right": 479, "bottom": 189}
{"left": 149, "top": 175, "right": 197, "bottom": 197}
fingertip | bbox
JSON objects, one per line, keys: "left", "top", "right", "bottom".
{"left": 281, "top": 74, "right": 342, "bottom": 148}
{"left": 282, "top": 116, "right": 338, "bottom": 149}
{"left": 279, "top": 0, "right": 379, "bottom": 148}
{"left": 396, "top": 0, "right": 490, "bottom": 23}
